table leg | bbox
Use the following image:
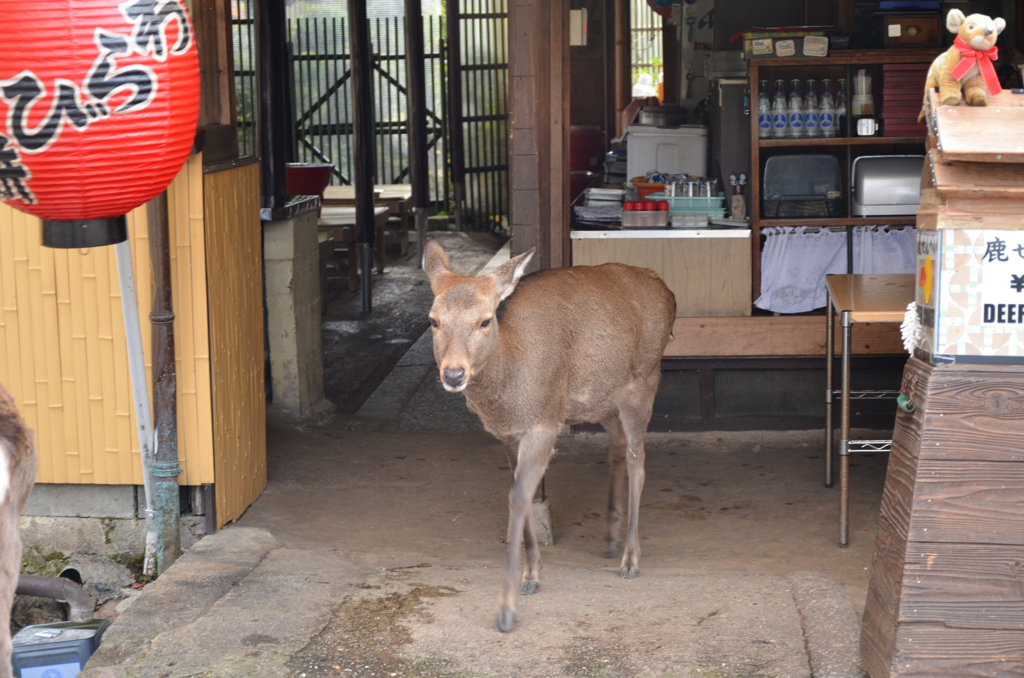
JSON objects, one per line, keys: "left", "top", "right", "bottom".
{"left": 375, "top": 223, "right": 385, "bottom": 274}
{"left": 415, "top": 208, "right": 427, "bottom": 267}
{"left": 839, "top": 309, "right": 852, "bottom": 547}
{"left": 825, "top": 290, "right": 835, "bottom": 488}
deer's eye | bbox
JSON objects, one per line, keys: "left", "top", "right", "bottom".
{"left": 480, "top": 318, "right": 492, "bottom": 329}
{"left": 429, "top": 318, "right": 439, "bottom": 329}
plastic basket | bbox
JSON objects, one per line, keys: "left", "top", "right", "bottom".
{"left": 646, "top": 192, "right": 726, "bottom": 214}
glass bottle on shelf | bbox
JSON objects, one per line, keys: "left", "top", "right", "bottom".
{"left": 804, "top": 79, "right": 819, "bottom": 138}
{"left": 819, "top": 78, "right": 835, "bottom": 138}
{"left": 787, "top": 78, "right": 803, "bottom": 139}
{"left": 771, "top": 79, "right": 788, "bottom": 138}
{"left": 757, "top": 79, "right": 771, "bottom": 139}
{"left": 835, "top": 78, "right": 848, "bottom": 137}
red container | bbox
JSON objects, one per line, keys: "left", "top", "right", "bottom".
{"left": 285, "top": 163, "right": 335, "bottom": 198}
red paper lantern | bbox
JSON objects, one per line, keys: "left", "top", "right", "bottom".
{"left": 0, "top": 0, "right": 200, "bottom": 247}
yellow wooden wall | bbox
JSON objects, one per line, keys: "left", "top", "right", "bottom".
{"left": 203, "top": 162, "right": 266, "bottom": 527}
{"left": 0, "top": 154, "right": 266, "bottom": 527}
{"left": 0, "top": 155, "right": 215, "bottom": 487}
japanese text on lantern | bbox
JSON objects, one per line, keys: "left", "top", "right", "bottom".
{"left": 0, "top": 0, "right": 192, "bottom": 157}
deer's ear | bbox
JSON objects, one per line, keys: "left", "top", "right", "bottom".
{"left": 490, "top": 248, "right": 535, "bottom": 302}
{"left": 423, "top": 240, "right": 453, "bottom": 294}
{"left": 946, "top": 8, "right": 965, "bottom": 32}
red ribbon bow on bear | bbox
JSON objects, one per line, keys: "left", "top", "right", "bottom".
{"left": 950, "top": 36, "right": 1002, "bottom": 96}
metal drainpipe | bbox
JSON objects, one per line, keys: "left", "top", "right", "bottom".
{"left": 16, "top": 576, "right": 94, "bottom": 622}
{"left": 147, "top": 191, "right": 183, "bottom": 575}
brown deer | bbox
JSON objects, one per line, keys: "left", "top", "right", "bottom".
{"left": 424, "top": 241, "right": 675, "bottom": 633}
{"left": 0, "top": 382, "right": 36, "bottom": 678}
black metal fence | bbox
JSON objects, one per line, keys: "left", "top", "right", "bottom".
{"left": 230, "top": 3, "right": 509, "bottom": 229}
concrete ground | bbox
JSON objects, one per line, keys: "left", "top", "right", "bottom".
{"left": 77, "top": 235, "right": 892, "bottom": 678}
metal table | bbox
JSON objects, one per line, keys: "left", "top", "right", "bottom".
{"left": 824, "top": 273, "right": 915, "bottom": 546}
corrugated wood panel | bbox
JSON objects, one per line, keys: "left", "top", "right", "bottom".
{"left": 202, "top": 162, "right": 266, "bottom": 526}
{"left": 0, "top": 154, "right": 214, "bottom": 485}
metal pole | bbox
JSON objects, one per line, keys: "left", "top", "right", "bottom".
{"left": 825, "top": 288, "right": 834, "bottom": 488}
{"left": 839, "top": 309, "right": 852, "bottom": 548}
{"left": 256, "top": 0, "right": 291, "bottom": 210}
{"left": 114, "top": 239, "right": 159, "bottom": 577}
{"left": 147, "top": 191, "right": 182, "bottom": 574}
{"left": 349, "top": 0, "right": 375, "bottom": 311}
{"left": 446, "top": 0, "right": 465, "bottom": 229}
{"left": 404, "top": 0, "right": 430, "bottom": 264}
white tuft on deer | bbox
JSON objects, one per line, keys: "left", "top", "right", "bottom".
{"left": 0, "top": 383, "right": 37, "bottom": 678}
{"left": 424, "top": 240, "right": 676, "bottom": 633}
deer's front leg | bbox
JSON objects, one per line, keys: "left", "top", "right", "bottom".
{"left": 502, "top": 439, "right": 542, "bottom": 595}
{"left": 498, "top": 428, "right": 555, "bottom": 633}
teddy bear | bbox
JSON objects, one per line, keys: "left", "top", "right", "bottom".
{"left": 917, "top": 9, "right": 1005, "bottom": 125}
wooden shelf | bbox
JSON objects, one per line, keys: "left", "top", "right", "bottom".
{"left": 748, "top": 49, "right": 936, "bottom": 301}
{"left": 757, "top": 216, "right": 918, "bottom": 228}
{"left": 749, "top": 50, "right": 938, "bottom": 68}
{"left": 759, "top": 136, "right": 925, "bottom": 148}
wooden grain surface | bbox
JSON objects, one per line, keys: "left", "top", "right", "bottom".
{"left": 204, "top": 162, "right": 267, "bottom": 526}
{"left": 826, "top": 274, "right": 916, "bottom": 322}
{"left": 900, "top": 543, "right": 1024, "bottom": 629}
{"left": 891, "top": 626, "right": 1024, "bottom": 677}
{"left": 931, "top": 152, "right": 1024, "bottom": 200}
{"left": 664, "top": 315, "right": 906, "bottom": 357}
{"left": 908, "top": 460, "right": 1024, "bottom": 545}
{"left": 930, "top": 90, "right": 1024, "bottom": 164}
{"left": 863, "top": 358, "right": 1024, "bottom": 677}
{"left": 572, "top": 237, "right": 751, "bottom": 318}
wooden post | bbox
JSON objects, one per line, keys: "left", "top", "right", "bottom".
{"left": 507, "top": 0, "right": 570, "bottom": 271}
{"left": 348, "top": 0, "right": 375, "bottom": 311}
{"left": 613, "top": 0, "right": 630, "bottom": 138}
{"left": 404, "top": 0, "right": 429, "bottom": 261}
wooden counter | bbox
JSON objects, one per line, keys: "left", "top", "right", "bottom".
{"left": 571, "top": 229, "right": 752, "bottom": 318}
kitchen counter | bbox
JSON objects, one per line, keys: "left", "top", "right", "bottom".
{"left": 570, "top": 228, "right": 752, "bottom": 317}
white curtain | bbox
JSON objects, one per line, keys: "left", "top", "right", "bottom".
{"left": 755, "top": 226, "right": 917, "bottom": 314}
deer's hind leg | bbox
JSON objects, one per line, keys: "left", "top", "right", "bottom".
{"left": 615, "top": 373, "right": 659, "bottom": 579}
{"left": 601, "top": 415, "right": 629, "bottom": 559}
{"left": 501, "top": 439, "right": 542, "bottom": 596}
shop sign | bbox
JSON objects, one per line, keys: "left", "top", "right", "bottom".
{"left": 916, "top": 229, "right": 1024, "bottom": 363}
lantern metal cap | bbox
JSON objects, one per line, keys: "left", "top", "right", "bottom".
{"left": 42, "top": 216, "right": 128, "bottom": 249}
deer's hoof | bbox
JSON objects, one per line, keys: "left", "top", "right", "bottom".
{"left": 620, "top": 565, "right": 639, "bottom": 579}
{"left": 520, "top": 579, "right": 540, "bottom": 595}
{"left": 497, "top": 609, "right": 517, "bottom": 633}
{"left": 605, "top": 540, "right": 621, "bottom": 558}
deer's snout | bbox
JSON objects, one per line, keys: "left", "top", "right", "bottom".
{"left": 442, "top": 366, "right": 467, "bottom": 390}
